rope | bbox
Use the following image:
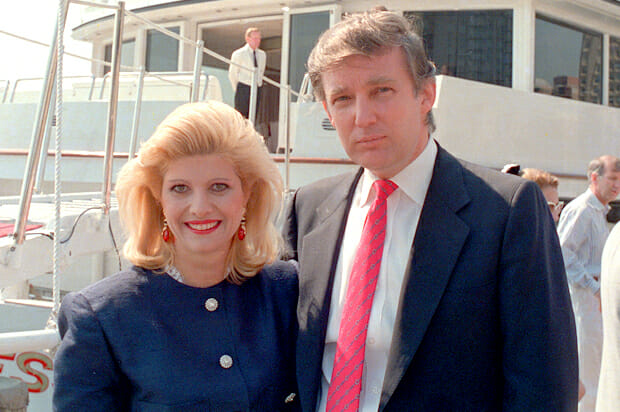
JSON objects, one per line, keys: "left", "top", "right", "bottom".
{"left": 49, "top": 0, "right": 67, "bottom": 331}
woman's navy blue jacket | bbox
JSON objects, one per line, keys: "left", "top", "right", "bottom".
{"left": 53, "top": 261, "right": 300, "bottom": 411}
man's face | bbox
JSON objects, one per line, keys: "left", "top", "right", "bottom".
{"left": 592, "top": 163, "right": 620, "bottom": 205}
{"left": 321, "top": 47, "right": 435, "bottom": 179}
{"left": 246, "top": 31, "right": 261, "bottom": 50}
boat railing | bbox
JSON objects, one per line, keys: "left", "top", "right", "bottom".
{"left": 11, "top": 0, "right": 300, "bottom": 249}
{"left": 1, "top": 0, "right": 301, "bottom": 354}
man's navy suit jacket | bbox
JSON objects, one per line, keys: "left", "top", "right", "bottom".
{"left": 283, "top": 146, "right": 578, "bottom": 411}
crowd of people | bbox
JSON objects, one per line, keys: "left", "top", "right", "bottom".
{"left": 51, "top": 8, "right": 619, "bottom": 412}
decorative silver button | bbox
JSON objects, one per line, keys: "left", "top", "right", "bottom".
{"left": 219, "top": 354, "right": 233, "bottom": 369}
{"left": 285, "top": 392, "right": 296, "bottom": 403}
{"left": 205, "top": 298, "right": 218, "bottom": 312}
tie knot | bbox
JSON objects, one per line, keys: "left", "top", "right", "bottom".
{"left": 372, "top": 179, "right": 398, "bottom": 201}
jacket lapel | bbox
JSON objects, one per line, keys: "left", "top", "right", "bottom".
{"left": 297, "top": 169, "right": 362, "bottom": 409}
{"left": 379, "top": 147, "right": 471, "bottom": 410}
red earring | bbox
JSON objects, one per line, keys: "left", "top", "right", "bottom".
{"left": 162, "top": 219, "right": 172, "bottom": 242}
{"left": 237, "top": 216, "right": 247, "bottom": 240}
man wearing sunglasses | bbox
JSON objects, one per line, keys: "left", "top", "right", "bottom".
{"left": 558, "top": 155, "right": 620, "bottom": 412}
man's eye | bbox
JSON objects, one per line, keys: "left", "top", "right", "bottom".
{"left": 171, "top": 184, "right": 188, "bottom": 193}
{"left": 332, "top": 95, "right": 350, "bottom": 104}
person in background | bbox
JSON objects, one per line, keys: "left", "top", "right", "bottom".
{"left": 558, "top": 155, "right": 620, "bottom": 412}
{"left": 597, "top": 222, "right": 620, "bottom": 411}
{"left": 521, "top": 168, "right": 564, "bottom": 223}
{"left": 283, "top": 9, "right": 577, "bottom": 411}
{"left": 53, "top": 101, "right": 300, "bottom": 411}
{"left": 228, "top": 27, "right": 266, "bottom": 119}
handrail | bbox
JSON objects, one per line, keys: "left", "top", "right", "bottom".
{"left": 98, "top": 70, "right": 201, "bottom": 100}
{"left": 8, "top": 0, "right": 303, "bottom": 248}
{"left": 101, "top": 1, "right": 124, "bottom": 215}
{"left": 9, "top": 75, "right": 93, "bottom": 103}
{"left": 12, "top": 2, "right": 68, "bottom": 246}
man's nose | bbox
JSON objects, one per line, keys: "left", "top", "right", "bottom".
{"left": 354, "top": 97, "right": 377, "bottom": 128}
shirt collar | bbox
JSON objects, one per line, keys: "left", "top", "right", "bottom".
{"left": 359, "top": 139, "right": 437, "bottom": 206}
{"left": 586, "top": 187, "right": 610, "bottom": 212}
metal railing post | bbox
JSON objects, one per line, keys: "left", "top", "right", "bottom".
{"left": 12, "top": 0, "right": 68, "bottom": 245}
{"left": 1, "top": 80, "right": 9, "bottom": 103}
{"left": 101, "top": 1, "right": 125, "bottom": 214}
{"left": 88, "top": 74, "right": 96, "bottom": 100}
{"left": 34, "top": 86, "right": 57, "bottom": 193}
{"left": 128, "top": 67, "right": 145, "bottom": 160}
{"left": 201, "top": 74, "right": 209, "bottom": 101}
{"left": 249, "top": 69, "right": 258, "bottom": 125}
{"left": 191, "top": 40, "right": 203, "bottom": 103}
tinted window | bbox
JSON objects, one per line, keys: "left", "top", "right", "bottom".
{"left": 535, "top": 17, "right": 602, "bottom": 104}
{"left": 610, "top": 37, "right": 620, "bottom": 108}
{"left": 405, "top": 10, "right": 513, "bottom": 87}
{"left": 104, "top": 38, "right": 135, "bottom": 74}
{"left": 146, "top": 27, "right": 180, "bottom": 72}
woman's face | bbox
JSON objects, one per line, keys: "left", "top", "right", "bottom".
{"left": 160, "top": 154, "right": 248, "bottom": 262}
{"left": 541, "top": 185, "right": 562, "bottom": 223}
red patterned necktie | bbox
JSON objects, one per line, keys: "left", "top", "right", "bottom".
{"left": 326, "top": 179, "right": 398, "bottom": 412}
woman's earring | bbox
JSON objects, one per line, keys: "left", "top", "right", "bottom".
{"left": 237, "top": 216, "right": 247, "bottom": 240}
{"left": 162, "top": 219, "right": 173, "bottom": 242}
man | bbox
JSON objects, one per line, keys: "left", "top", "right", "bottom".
{"left": 228, "top": 27, "right": 266, "bottom": 119}
{"left": 283, "top": 10, "right": 578, "bottom": 411}
{"left": 558, "top": 155, "right": 620, "bottom": 412}
{"left": 597, "top": 222, "right": 620, "bottom": 411}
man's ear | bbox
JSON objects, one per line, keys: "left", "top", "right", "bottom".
{"left": 322, "top": 101, "right": 334, "bottom": 126}
{"left": 420, "top": 80, "right": 436, "bottom": 114}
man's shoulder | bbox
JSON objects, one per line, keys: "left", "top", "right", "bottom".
{"left": 296, "top": 169, "right": 360, "bottom": 198}
{"left": 230, "top": 45, "right": 246, "bottom": 57}
{"left": 436, "top": 148, "right": 530, "bottom": 204}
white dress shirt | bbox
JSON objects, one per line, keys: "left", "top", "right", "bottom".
{"left": 557, "top": 188, "right": 609, "bottom": 412}
{"left": 597, "top": 222, "right": 620, "bottom": 412}
{"left": 228, "top": 43, "right": 266, "bottom": 91}
{"left": 317, "top": 139, "right": 437, "bottom": 412}
{"left": 558, "top": 188, "right": 609, "bottom": 294}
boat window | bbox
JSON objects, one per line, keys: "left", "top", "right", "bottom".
{"left": 288, "top": 11, "right": 330, "bottom": 101}
{"left": 611, "top": 37, "right": 620, "bottom": 108}
{"left": 534, "top": 16, "right": 602, "bottom": 104}
{"left": 146, "top": 26, "right": 180, "bottom": 72}
{"left": 103, "top": 38, "right": 136, "bottom": 74}
{"left": 404, "top": 10, "right": 513, "bottom": 88}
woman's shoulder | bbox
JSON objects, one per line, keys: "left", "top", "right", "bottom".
{"left": 247, "top": 260, "right": 299, "bottom": 297}
{"left": 62, "top": 266, "right": 157, "bottom": 313}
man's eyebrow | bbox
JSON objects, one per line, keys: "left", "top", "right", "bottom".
{"left": 326, "top": 77, "right": 396, "bottom": 97}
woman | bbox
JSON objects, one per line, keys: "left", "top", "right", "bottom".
{"left": 521, "top": 167, "right": 564, "bottom": 223}
{"left": 53, "top": 101, "right": 300, "bottom": 411}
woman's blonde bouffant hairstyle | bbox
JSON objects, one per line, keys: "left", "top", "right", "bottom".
{"left": 115, "top": 101, "right": 283, "bottom": 284}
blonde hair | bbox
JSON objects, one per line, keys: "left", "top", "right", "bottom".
{"left": 521, "top": 168, "right": 559, "bottom": 190}
{"left": 245, "top": 27, "right": 260, "bottom": 39}
{"left": 307, "top": 9, "right": 436, "bottom": 132}
{"left": 115, "top": 101, "right": 283, "bottom": 283}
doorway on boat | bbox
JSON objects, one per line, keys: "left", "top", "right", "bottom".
{"left": 200, "top": 17, "right": 282, "bottom": 153}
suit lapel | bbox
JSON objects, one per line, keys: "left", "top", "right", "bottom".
{"left": 297, "top": 169, "right": 362, "bottom": 408}
{"left": 379, "top": 147, "right": 471, "bottom": 410}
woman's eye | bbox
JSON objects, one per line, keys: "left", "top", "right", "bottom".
{"left": 171, "top": 184, "right": 188, "bottom": 193}
{"left": 211, "top": 183, "right": 229, "bottom": 192}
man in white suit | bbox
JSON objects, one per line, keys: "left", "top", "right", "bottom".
{"left": 228, "top": 27, "right": 266, "bottom": 119}
{"left": 597, "top": 222, "right": 620, "bottom": 411}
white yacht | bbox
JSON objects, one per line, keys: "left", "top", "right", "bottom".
{"left": 0, "top": 1, "right": 619, "bottom": 410}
